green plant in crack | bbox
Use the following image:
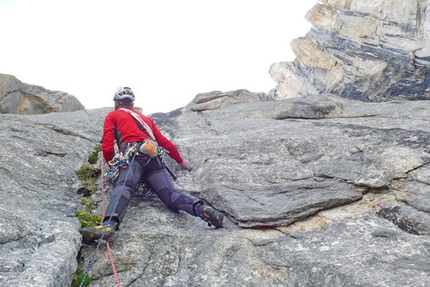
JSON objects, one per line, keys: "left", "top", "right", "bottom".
{"left": 76, "top": 163, "right": 101, "bottom": 182}
{"left": 87, "top": 144, "right": 102, "bottom": 164}
{"left": 75, "top": 151, "right": 102, "bottom": 228}
{"left": 76, "top": 210, "right": 102, "bottom": 228}
{"left": 73, "top": 145, "right": 104, "bottom": 287}
{"left": 71, "top": 266, "right": 92, "bottom": 287}
{"left": 76, "top": 195, "right": 102, "bottom": 228}
{"left": 76, "top": 164, "right": 100, "bottom": 193}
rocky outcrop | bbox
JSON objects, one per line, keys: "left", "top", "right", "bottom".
{"left": 1, "top": 90, "right": 430, "bottom": 286}
{"left": 0, "top": 74, "right": 85, "bottom": 114}
{"left": 270, "top": 0, "right": 430, "bottom": 102}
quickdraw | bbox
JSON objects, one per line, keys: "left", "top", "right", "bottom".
{"left": 110, "top": 143, "right": 138, "bottom": 168}
{"left": 104, "top": 143, "right": 138, "bottom": 184}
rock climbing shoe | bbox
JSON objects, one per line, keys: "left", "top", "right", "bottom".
{"left": 79, "top": 224, "right": 116, "bottom": 244}
{"left": 195, "top": 203, "right": 224, "bottom": 228}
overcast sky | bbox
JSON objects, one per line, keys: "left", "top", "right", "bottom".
{"left": 1, "top": 0, "right": 314, "bottom": 114}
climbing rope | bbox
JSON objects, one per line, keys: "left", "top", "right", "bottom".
{"left": 101, "top": 158, "right": 121, "bottom": 286}
{"left": 78, "top": 231, "right": 108, "bottom": 287}
{"left": 106, "top": 240, "right": 121, "bottom": 286}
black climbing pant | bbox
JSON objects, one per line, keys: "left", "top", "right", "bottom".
{"left": 104, "top": 154, "right": 200, "bottom": 224}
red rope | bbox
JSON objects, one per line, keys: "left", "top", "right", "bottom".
{"left": 101, "top": 158, "right": 121, "bottom": 287}
{"left": 101, "top": 159, "right": 106, "bottom": 218}
{"left": 106, "top": 241, "right": 121, "bottom": 286}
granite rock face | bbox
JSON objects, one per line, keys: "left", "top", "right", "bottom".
{"left": 3, "top": 0, "right": 430, "bottom": 285}
{"left": 1, "top": 91, "right": 430, "bottom": 286}
{"left": 0, "top": 74, "right": 85, "bottom": 114}
{"left": 270, "top": 0, "right": 430, "bottom": 102}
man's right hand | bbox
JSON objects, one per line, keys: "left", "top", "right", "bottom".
{"left": 180, "top": 159, "right": 192, "bottom": 171}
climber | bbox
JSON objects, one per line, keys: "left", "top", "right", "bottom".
{"left": 79, "top": 87, "right": 224, "bottom": 243}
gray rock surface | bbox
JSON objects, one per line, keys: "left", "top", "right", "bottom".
{"left": 4, "top": 0, "right": 430, "bottom": 285}
{"left": 1, "top": 91, "right": 430, "bottom": 286}
{"left": 0, "top": 74, "right": 85, "bottom": 114}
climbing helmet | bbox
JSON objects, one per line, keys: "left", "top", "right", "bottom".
{"left": 113, "top": 87, "right": 135, "bottom": 101}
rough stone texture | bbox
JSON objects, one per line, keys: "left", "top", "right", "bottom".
{"left": 4, "top": 1, "right": 430, "bottom": 285}
{"left": 0, "top": 74, "right": 85, "bottom": 114}
{"left": 0, "top": 109, "right": 104, "bottom": 286}
{"left": 270, "top": 0, "right": 430, "bottom": 102}
{"left": 2, "top": 91, "right": 430, "bottom": 286}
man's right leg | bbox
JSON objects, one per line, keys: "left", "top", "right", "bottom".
{"left": 144, "top": 162, "right": 223, "bottom": 228}
{"left": 79, "top": 161, "right": 143, "bottom": 243}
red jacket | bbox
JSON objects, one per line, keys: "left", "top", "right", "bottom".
{"left": 102, "top": 107, "right": 184, "bottom": 164}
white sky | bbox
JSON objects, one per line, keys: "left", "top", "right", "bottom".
{"left": 0, "top": 0, "right": 314, "bottom": 114}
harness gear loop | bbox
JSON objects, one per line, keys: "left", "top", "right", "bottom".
{"left": 109, "top": 143, "right": 138, "bottom": 168}
{"left": 105, "top": 143, "right": 139, "bottom": 184}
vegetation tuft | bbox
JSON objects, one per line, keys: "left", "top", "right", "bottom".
{"left": 71, "top": 266, "right": 92, "bottom": 287}
{"left": 76, "top": 164, "right": 100, "bottom": 194}
{"left": 75, "top": 145, "right": 104, "bottom": 228}
{"left": 87, "top": 144, "right": 101, "bottom": 164}
{"left": 76, "top": 164, "right": 101, "bottom": 182}
{"left": 76, "top": 197, "right": 102, "bottom": 228}
{"left": 72, "top": 145, "right": 104, "bottom": 286}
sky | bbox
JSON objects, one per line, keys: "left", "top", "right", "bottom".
{"left": 0, "top": 0, "right": 315, "bottom": 114}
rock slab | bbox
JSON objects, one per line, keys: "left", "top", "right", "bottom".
{"left": 2, "top": 91, "right": 430, "bottom": 286}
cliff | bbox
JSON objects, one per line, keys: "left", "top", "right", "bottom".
{"left": 270, "top": 0, "right": 430, "bottom": 102}
{"left": 2, "top": 0, "right": 430, "bottom": 286}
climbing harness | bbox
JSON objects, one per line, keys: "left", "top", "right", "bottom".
{"left": 104, "top": 143, "right": 138, "bottom": 184}
{"left": 109, "top": 143, "right": 138, "bottom": 168}
{"left": 104, "top": 142, "right": 176, "bottom": 196}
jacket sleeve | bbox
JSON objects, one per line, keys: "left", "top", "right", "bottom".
{"left": 102, "top": 113, "right": 116, "bottom": 162}
{"left": 149, "top": 118, "right": 184, "bottom": 164}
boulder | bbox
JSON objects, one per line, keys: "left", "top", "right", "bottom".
{"left": 0, "top": 74, "right": 85, "bottom": 114}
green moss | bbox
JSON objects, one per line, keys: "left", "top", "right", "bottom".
{"left": 75, "top": 149, "right": 103, "bottom": 227}
{"left": 94, "top": 145, "right": 102, "bottom": 153}
{"left": 76, "top": 164, "right": 100, "bottom": 194}
{"left": 88, "top": 153, "right": 98, "bottom": 164}
{"left": 71, "top": 266, "right": 92, "bottom": 287}
{"left": 76, "top": 197, "right": 102, "bottom": 228}
{"left": 76, "top": 210, "right": 102, "bottom": 228}
{"left": 76, "top": 164, "right": 101, "bottom": 181}
{"left": 72, "top": 144, "right": 103, "bottom": 287}
{"left": 87, "top": 144, "right": 102, "bottom": 164}
{"left": 81, "top": 197, "right": 93, "bottom": 209}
